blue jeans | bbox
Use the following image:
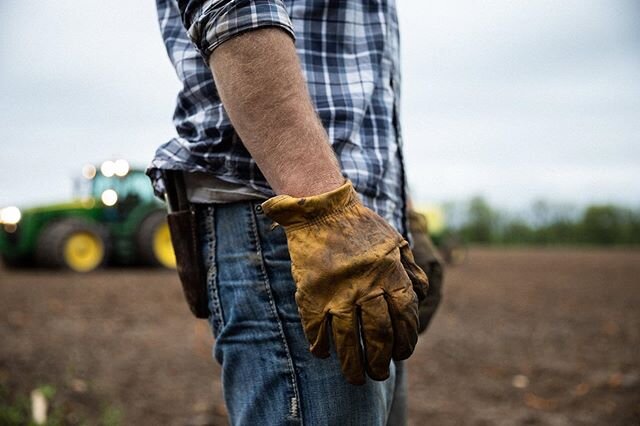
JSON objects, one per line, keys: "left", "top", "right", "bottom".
{"left": 197, "top": 202, "right": 407, "bottom": 425}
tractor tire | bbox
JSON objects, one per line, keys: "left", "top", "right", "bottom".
{"left": 35, "top": 218, "right": 109, "bottom": 272}
{"left": 136, "top": 211, "right": 176, "bottom": 269}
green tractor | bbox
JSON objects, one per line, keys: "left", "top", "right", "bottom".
{"left": 0, "top": 160, "right": 176, "bottom": 272}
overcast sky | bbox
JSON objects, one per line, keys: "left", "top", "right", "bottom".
{"left": 1, "top": 0, "right": 639, "bottom": 210}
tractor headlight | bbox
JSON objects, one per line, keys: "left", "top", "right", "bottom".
{"left": 0, "top": 206, "right": 21, "bottom": 225}
{"left": 101, "top": 189, "right": 118, "bottom": 206}
{"left": 82, "top": 164, "right": 97, "bottom": 179}
{"left": 101, "top": 160, "right": 116, "bottom": 177}
{"left": 114, "top": 159, "right": 130, "bottom": 177}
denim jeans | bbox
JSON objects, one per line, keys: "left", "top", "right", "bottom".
{"left": 197, "top": 201, "right": 407, "bottom": 425}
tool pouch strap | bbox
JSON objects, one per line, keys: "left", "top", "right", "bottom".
{"left": 164, "top": 170, "right": 210, "bottom": 319}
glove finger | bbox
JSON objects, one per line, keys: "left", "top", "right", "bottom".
{"left": 307, "top": 314, "right": 331, "bottom": 358}
{"left": 385, "top": 285, "right": 420, "bottom": 361}
{"left": 331, "top": 310, "right": 366, "bottom": 385}
{"left": 359, "top": 295, "right": 393, "bottom": 381}
{"left": 399, "top": 242, "right": 430, "bottom": 301}
{"left": 296, "top": 293, "right": 331, "bottom": 358}
{"left": 296, "top": 302, "right": 329, "bottom": 358}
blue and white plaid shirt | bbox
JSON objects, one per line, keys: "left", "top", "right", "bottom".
{"left": 149, "top": 0, "right": 408, "bottom": 233}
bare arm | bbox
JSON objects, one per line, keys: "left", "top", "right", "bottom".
{"left": 208, "top": 28, "right": 344, "bottom": 197}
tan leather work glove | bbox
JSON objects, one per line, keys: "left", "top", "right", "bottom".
{"left": 262, "top": 180, "right": 429, "bottom": 385}
{"left": 408, "top": 209, "right": 444, "bottom": 334}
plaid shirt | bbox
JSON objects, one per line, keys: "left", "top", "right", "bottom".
{"left": 150, "top": 0, "right": 408, "bottom": 233}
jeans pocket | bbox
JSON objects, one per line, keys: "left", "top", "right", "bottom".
{"left": 198, "top": 205, "right": 225, "bottom": 337}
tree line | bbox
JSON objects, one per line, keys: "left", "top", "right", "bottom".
{"left": 443, "top": 197, "right": 640, "bottom": 245}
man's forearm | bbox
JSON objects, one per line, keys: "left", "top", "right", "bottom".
{"left": 209, "top": 28, "right": 344, "bottom": 197}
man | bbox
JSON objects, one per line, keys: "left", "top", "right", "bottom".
{"left": 148, "top": 0, "right": 429, "bottom": 424}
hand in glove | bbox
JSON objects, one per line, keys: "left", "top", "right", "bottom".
{"left": 407, "top": 209, "right": 445, "bottom": 334}
{"left": 262, "top": 181, "right": 429, "bottom": 385}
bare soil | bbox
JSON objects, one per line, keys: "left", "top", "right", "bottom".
{"left": 0, "top": 248, "right": 638, "bottom": 425}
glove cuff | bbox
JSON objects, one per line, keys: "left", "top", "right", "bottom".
{"left": 261, "top": 180, "right": 357, "bottom": 227}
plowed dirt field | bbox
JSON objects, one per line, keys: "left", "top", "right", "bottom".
{"left": 1, "top": 248, "right": 638, "bottom": 425}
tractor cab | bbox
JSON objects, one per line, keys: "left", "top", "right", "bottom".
{"left": 75, "top": 161, "right": 156, "bottom": 218}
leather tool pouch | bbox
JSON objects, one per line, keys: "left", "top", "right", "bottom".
{"left": 163, "top": 170, "right": 210, "bottom": 319}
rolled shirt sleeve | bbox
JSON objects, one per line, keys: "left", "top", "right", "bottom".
{"left": 177, "top": 0, "right": 295, "bottom": 60}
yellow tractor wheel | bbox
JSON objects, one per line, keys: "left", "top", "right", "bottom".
{"left": 137, "top": 211, "right": 176, "bottom": 269}
{"left": 63, "top": 231, "right": 105, "bottom": 272}
{"left": 36, "top": 219, "right": 109, "bottom": 272}
{"left": 152, "top": 222, "right": 176, "bottom": 269}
